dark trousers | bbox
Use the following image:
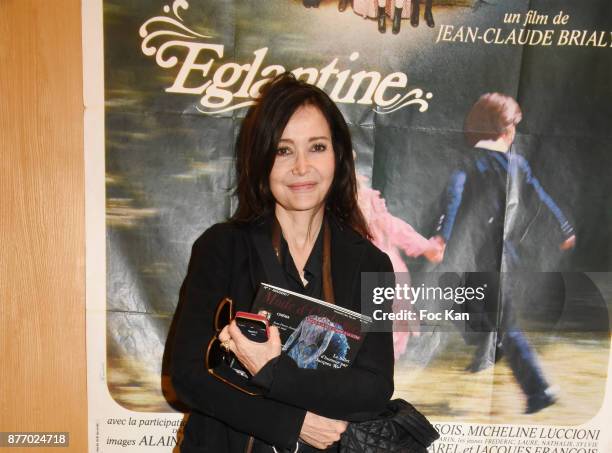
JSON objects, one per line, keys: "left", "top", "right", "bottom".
{"left": 459, "top": 272, "right": 549, "bottom": 397}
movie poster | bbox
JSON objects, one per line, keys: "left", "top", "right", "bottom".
{"left": 84, "top": 0, "right": 612, "bottom": 451}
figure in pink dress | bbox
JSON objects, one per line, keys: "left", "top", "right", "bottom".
{"left": 352, "top": 0, "right": 411, "bottom": 34}
{"left": 357, "top": 173, "right": 441, "bottom": 359}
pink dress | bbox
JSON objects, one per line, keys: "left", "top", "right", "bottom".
{"left": 352, "top": 0, "right": 412, "bottom": 19}
{"left": 357, "top": 175, "right": 432, "bottom": 360}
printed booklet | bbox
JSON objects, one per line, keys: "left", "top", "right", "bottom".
{"left": 250, "top": 283, "right": 373, "bottom": 370}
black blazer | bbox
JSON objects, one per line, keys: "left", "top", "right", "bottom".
{"left": 170, "top": 215, "right": 394, "bottom": 453}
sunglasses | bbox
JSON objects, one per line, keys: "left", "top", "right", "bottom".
{"left": 204, "top": 297, "right": 263, "bottom": 396}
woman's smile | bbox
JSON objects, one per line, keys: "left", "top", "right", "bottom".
{"left": 287, "top": 181, "right": 317, "bottom": 191}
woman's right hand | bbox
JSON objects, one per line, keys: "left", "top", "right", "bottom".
{"left": 299, "top": 411, "right": 348, "bottom": 450}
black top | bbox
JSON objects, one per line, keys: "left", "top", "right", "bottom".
{"left": 169, "top": 215, "right": 394, "bottom": 453}
{"left": 252, "top": 223, "right": 330, "bottom": 453}
{"left": 280, "top": 224, "right": 324, "bottom": 299}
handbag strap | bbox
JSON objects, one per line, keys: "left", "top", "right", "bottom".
{"left": 321, "top": 218, "right": 335, "bottom": 305}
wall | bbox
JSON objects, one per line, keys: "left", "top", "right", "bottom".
{"left": 0, "top": 0, "right": 87, "bottom": 451}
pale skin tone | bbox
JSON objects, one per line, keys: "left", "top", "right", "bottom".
{"left": 218, "top": 104, "right": 348, "bottom": 449}
{"left": 424, "top": 125, "right": 576, "bottom": 264}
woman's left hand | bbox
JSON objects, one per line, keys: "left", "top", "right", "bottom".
{"left": 218, "top": 320, "right": 282, "bottom": 375}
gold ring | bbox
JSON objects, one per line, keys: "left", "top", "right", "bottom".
{"left": 221, "top": 340, "right": 231, "bottom": 352}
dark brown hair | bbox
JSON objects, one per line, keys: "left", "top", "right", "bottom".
{"left": 464, "top": 93, "right": 522, "bottom": 146}
{"left": 230, "top": 73, "right": 370, "bottom": 239}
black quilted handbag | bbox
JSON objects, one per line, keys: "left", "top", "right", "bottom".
{"left": 339, "top": 399, "right": 439, "bottom": 453}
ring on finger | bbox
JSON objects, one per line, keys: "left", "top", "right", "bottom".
{"left": 221, "top": 339, "right": 232, "bottom": 352}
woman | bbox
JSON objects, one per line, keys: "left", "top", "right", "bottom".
{"left": 170, "top": 74, "right": 395, "bottom": 453}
